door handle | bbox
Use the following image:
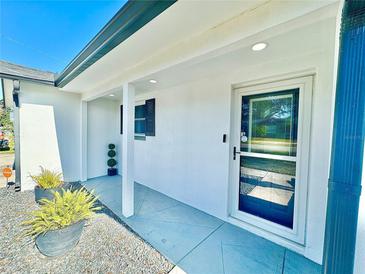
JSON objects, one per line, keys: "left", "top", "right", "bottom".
{"left": 233, "top": 146, "right": 240, "bottom": 160}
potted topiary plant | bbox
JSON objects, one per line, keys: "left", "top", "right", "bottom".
{"left": 107, "top": 144, "right": 118, "bottom": 176}
{"left": 30, "top": 167, "right": 67, "bottom": 203}
{"left": 22, "top": 188, "right": 101, "bottom": 257}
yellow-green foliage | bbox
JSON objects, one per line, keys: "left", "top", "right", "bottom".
{"left": 23, "top": 188, "right": 101, "bottom": 237}
{"left": 30, "top": 167, "right": 63, "bottom": 189}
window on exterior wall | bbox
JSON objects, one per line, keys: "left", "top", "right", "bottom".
{"left": 120, "top": 98, "right": 155, "bottom": 140}
{"left": 134, "top": 104, "right": 146, "bottom": 140}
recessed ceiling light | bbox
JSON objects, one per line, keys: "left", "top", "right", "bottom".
{"left": 251, "top": 42, "right": 267, "bottom": 51}
{"left": 109, "top": 94, "right": 115, "bottom": 97}
{"left": 149, "top": 79, "right": 157, "bottom": 84}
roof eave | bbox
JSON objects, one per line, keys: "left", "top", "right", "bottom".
{"left": 0, "top": 73, "right": 55, "bottom": 86}
{"left": 55, "top": 0, "right": 177, "bottom": 88}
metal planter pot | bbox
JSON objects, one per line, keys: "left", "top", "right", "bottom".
{"left": 107, "top": 168, "right": 118, "bottom": 176}
{"left": 35, "top": 220, "right": 86, "bottom": 257}
{"left": 34, "top": 183, "right": 71, "bottom": 203}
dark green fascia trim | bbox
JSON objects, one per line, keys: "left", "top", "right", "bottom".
{"left": 55, "top": 0, "right": 177, "bottom": 88}
{"left": 342, "top": 0, "right": 365, "bottom": 31}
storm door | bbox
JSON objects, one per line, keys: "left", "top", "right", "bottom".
{"left": 230, "top": 76, "right": 313, "bottom": 243}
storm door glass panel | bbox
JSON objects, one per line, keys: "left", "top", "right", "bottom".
{"left": 239, "top": 89, "right": 299, "bottom": 228}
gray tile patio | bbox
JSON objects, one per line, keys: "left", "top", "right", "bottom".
{"left": 82, "top": 175, "right": 321, "bottom": 274}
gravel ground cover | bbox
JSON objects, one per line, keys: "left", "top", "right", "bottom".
{"left": 0, "top": 187, "right": 174, "bottom": 273}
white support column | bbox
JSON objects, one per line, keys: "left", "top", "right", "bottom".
{"left": 122, "top": 83, "right": 135, "bottom": 217}
{"left": 80, "top": 101, "right": 88, "bottom": 182}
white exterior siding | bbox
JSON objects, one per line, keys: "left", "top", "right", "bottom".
{"left": 2, "top": 78, "right": 14, "bottom": 108}
{"left": 18, "top": 82, "right": 81, "bottom": 184}
{"left": 19, "top": 103, "right": 63, "bottom": 190}
{"left": 87, "top": 98, "right": 120, "bottom": 179}
{"left": 135, "top": 78, "right": 231, "bottom": 219}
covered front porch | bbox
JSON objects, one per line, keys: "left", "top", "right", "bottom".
{"left": 70, "top": 1, "right": 365, "bottom": 273}
{"left": 82, "top": 175, "right": 320, "bottom": 274}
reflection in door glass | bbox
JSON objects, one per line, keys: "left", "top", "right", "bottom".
{"left": 239, "top": 89, "right": 299, "bottom": 228}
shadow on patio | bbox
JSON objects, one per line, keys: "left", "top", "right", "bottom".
{"left": 82, "top": 175, "right": 320, "bottom": 274}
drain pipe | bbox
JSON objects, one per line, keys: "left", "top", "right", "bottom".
{"left": 12, "top": 80, "right": 21, "bottom": 191}
{"left": 322, "top": 1, "right": 365, "bottom": 274}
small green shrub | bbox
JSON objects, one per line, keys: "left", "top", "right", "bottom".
{"left": 30, "top": 167, "right": 63, "bottom": 189}
{"left": 107, "top": 158, "right": 117, "bottom": 168}
{"left": 22, "top": 188, "right": 101, "bottom": 238}
{"left": 107, "top": 144, "right": 117, "bottom": 169}
{"left": 108, "top": 150, "right": 116, "bottom": 157}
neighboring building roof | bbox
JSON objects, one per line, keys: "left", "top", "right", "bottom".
{"left": 55, "top": 0, "right": 177, "bottom": 88}
{"left": 0, "top": 60, "right": 55, "bottom": 85}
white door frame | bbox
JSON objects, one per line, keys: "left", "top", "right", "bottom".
{"left": 229, "top": 75, "right": 313, "bottom": 245}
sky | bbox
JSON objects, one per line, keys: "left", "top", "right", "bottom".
{"left": 0, "top": 0, "right": 127, "bottom": 73}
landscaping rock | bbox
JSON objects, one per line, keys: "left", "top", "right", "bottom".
{"left": 0, "top": 187, "right": 174, "bottom": 273}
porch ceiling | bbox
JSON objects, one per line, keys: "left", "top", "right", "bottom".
{"left": 60, "top": 0, "right": 267, "bottom": 93}
{"left": 97, "top": 3, "right": 338, "bottom": 102}
{"left": 61, "top": 0, "right": 339, "bottom": 100}
{"left": 131, "top": 13, "right": 336, "bottom": 95}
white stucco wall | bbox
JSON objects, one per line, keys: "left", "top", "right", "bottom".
{"left": 135, "top": 78, "right": 231, "bottom": 218}
{"left": 19, "top": 82, "right": 81, "bottom": 185}
{"left": 2, "top": 78, "right": 14, "bottom": 108}
{"left": 87, "top": 98, "right": 120, "bottom": 179}
{"left": 19, "top": 103, "right": 63, "bottom": 190}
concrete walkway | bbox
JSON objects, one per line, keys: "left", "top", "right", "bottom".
{"left": 82, "top": 176, "right": 321, "bottom": 274}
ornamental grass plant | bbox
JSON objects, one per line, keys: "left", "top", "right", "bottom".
{"left": 30, "top": 167, "right": 63, "bottom": 189}
{"left": 23, "top": 188, "right": 101, "bottom": 238}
